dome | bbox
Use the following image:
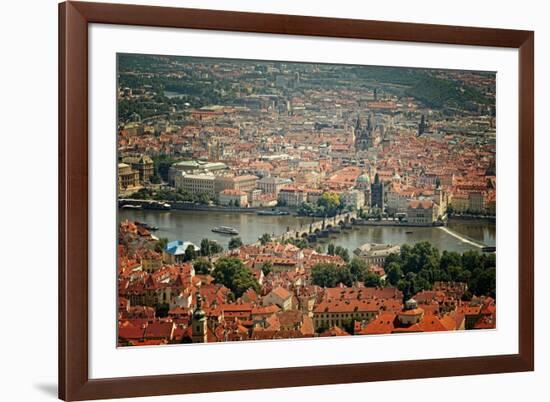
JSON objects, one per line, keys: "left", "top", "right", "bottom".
{"left": 405, "top": 298, "right": 418, "bottom": 310}
{"left": 356, "top": 174, "right": 371, "bottom": 184}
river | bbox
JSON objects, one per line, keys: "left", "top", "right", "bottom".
{"left": 118, "top": 209, "right": 495, "bottom": 254}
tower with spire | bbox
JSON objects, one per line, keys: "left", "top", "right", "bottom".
{"left": 191, "top": 291, "right": 207, "bottom": 343}
{"left": 418, "top": 114, "right": 427, "bottom": 136}
{"left": 354, "top": 114, "right": 374, "bottom": 151}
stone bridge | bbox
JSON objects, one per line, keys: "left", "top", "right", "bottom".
{"left": 272, "top": 211, "right": 358, "bottom": 243}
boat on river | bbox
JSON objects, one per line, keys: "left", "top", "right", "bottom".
{"left": 121, "top": 204, "right": 142, "bottom": 210}
{"left": 257, "top": 210, "right": 290, "bottom": 216}
{"left": 211, "top": 226, "right": 239, "bottom": 235}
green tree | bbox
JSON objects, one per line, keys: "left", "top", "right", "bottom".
{"left": 193, "top": 258, "right": 212, "bottom": 274}
{"left": 317, "top": 192, "right": 342, "bottom": 217}
{"left": 471, "top": 266, "right": 496, "bottom": 298}
{"left": 212, "top": 257, "right": 260, "bottom": 298}
{"left": 348, "top": 257, "right": 369, "bottom": 281}
{"left": 260, "top": 261, "right": 273, "bottom": 276}
{"left": 327, "top": 243, "right": 336, "bottom": 256}
{"left": 363, "top": 271, "right": 382, "bottom": 287}
{"left": 200, "top": 238, "right": 223, "bottom": 256}
{"left": 382, "top": 241, "right": 495, "bottom": 301}
{"left": 285, "top": 237, "right": 309, "bottom": 249}
{"left": 210, "top": 241, "right": 223, "bottom": 254}
{"left": 155, "top": 237, "right": 169, "bottom": 253}
{"left": 334, "top": 246, "right": 350, "bottom": 263}
{"left": 311, "top": 263, "right": 353, "bottom": 287}
{"left": 197, "top": 192, "right": 211, "bottom": 205}
{"left": 259, "top": 233, "right": 272, "bottom": 245}
{"left": 483, "top": 253, "right": 496, "bottom": 268}
{"left": 149, "top": 174, "right": 162, "bottom": 184}
{"left": 200, "top": 238, "right": 212, "bottom": 257}
{"left": 385, "top": 262, "right": 403, "bottom": 285}
{"left": 184, "top": 244, "right": 197, "bottom": 262}
{"left": 440, "top": 250, "right": 462, "bottom": 272}
{"left": 228, "top": 237, "right": 243, "bottom": 250}
{"left": 462, "top": 250, "right": 483, "bottom": 272}
{"left": 341, "top": 318, "right": 355, "bottom": 334}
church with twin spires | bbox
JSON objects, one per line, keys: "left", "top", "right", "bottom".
{"left": 354, "top": 114, "right": 380, "bottom": 151}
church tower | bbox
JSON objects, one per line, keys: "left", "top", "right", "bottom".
{"left": 418, "top": 114, "right": 427, "bottom": 136}
{"left": 354, "top": 114, "right": 374, "bottom": 151}
{"left": 191, "top": 291, "right": 207, "bottom": 343}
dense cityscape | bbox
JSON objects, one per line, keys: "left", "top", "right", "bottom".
{"left": 117, "top": 54, "right": 496, "bottom": 346}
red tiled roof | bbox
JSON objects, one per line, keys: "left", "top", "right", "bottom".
{"left": 144, "top": 322, "right": 175, "bottom": 340}
{"left": 320, "top": 326, "right": 350, "bottom": 337}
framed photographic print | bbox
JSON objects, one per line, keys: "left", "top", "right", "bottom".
{"left": 59, "top": 1, "right": 534, "bottom": 400}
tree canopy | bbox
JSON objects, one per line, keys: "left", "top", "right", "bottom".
{"left": 193, "top": 258, "right": 212, "bottom": 275}
{"left": 212, "top": 257, "right": 260, "bottom": 298}
{"left": 200, "top": 238, "right": 223, "bottom": 257}
{"left": 259, "top": 233, "right": 272, "bottom": 245}
{"left": 228, "top": 237, "right": 243, "bottom": 250}
{"left": 297, "top": 192, "right": 343, "bottom": 217}
{"left": 384, "top": 242, "right": 496, "bottom": 300}
{"left": 311, "top": 258, "right": 382, "bottom": 288}
{"left": 183, "top": 244, "right": 197, "bottom": 262}
{"left": 327, "top": 243, "right": 350, "bottom": 263}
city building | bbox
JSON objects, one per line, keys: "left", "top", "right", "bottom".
{"left": 174, "top": 173, "right": 216, "bottom": 196}
{"left": 387, "top": 188, "right": 416, "bottom": 214}
{"left": 468, "top": 192, "right": 485, "bottom": 213}
{"left": 370, "top": 173, "right": 385, "bottom": 210}
{"left": 341, "top": 189, "right": 365, "bottom": 210}
{"left": 118, "top": 163, "right": 139, "bottom": 191}
{"left": 168, "top": 160, "right": 228, "bottom": 184}
{"left": 354, "top": 114, "right": 374, "bottom": 151}
{"left": 449, "top": 193, "right": 469, "bottom": 213}
{"left": 278, "top": 187, "right": 307, "bottom": 207}
{"left": 313, "top": 299, "right": 380, "bottom": 330}
{"left": 218, "top": 189, "right": 248, "bottom": 207}
{"left": 396, "top": 299, "right": 424, "bottom": 326}
{"left": 262, "top": 286, "right": 293, "bottom": 311}
{"left": 353, "top": 243, "right": 401, "bottom": 265}
{"left": 214, "top": 174, "right": 259, "bottom": 193}
{"left": 121, "top": 154, "right": 154, "bottom": 183}
{"left": 163, "top": 240, "right": 200, "bottom": 264}
{"left": 407, "top": 200, "right": 438, "bottom": 225}
{"left": 257, "top": 176, "right": 292, "bottom": 196}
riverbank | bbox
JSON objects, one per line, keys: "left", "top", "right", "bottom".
{"left": 120, "top": 198, "right": 270, "bottom": 214}
{"left": 447, "top": 213, "right": 496, "bottom": 222}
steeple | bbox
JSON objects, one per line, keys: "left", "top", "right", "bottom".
{"left": 355, "top": 114, "right": 374, "bottom": 151}
{"left": 418, "top": 114, "right": 426, "bottom": 136}
{"left": 192, "top": 291, "right": 207, "bottom": 343}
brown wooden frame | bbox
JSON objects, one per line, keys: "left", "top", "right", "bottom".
{"left": 59, "top": 1, "right": 534, "bottom": 400}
